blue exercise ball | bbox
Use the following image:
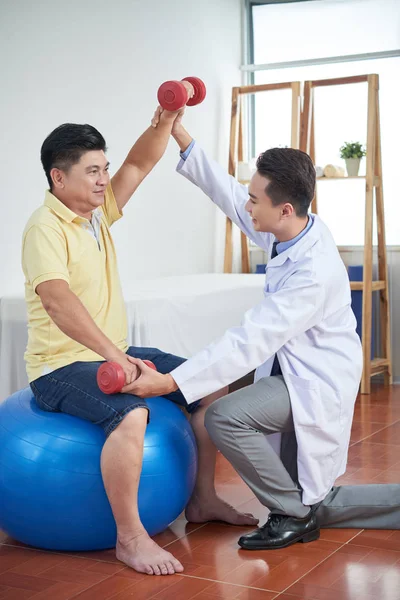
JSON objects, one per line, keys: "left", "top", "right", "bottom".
{"left": 0, "top": 388, "right": 197, "bottom": 551}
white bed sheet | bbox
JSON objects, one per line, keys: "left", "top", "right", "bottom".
{"left": 0, "top": 274, "right": 264, "bottom": 401}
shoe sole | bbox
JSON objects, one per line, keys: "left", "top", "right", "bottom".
{"left": 238, "top": 529, "right": 320, "bottom": 550}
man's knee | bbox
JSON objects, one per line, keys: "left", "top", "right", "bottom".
{"left": 108, "top": 406, "right": 149, "bottom": 441}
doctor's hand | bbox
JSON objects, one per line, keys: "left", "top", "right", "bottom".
{"left": 104, "top": 350, "right": 139, "bottom": 386}
{"left": 121, "top": 358, "right": 179, "bottom": 397}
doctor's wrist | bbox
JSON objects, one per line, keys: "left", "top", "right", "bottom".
{"left": 172, "top": 128, "right": 193, "bottom": 152}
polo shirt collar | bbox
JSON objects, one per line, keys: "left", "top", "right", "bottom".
{"left": 44, "top": 190, "right": 100, "bottom": 223}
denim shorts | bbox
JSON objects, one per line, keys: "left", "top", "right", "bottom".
{"left": 30, "top": 346, "right": 200, "bottom": 437}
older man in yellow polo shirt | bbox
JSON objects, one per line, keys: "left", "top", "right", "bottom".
{"left": 22, "top": 112, "right": 257, "bottom": 577}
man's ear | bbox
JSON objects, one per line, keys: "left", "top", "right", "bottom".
{"left": 50, "top": 168, "right": 65, "bottom": 190}
{"left": 281, "top": 203, "right": 295, "bottom": 218}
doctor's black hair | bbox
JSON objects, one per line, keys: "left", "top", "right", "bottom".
{"left": 256, "top": 147, "right": 315, "bottom": 217}
{"left": 41, "top": 123, "right": 107, "bottom": 189}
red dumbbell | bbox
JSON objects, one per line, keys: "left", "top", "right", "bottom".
{"left": 97, "top": 359, "right": 157, "bottom": 394}
{"left": 157, "top": 76, "right": 206, "bottom": 112}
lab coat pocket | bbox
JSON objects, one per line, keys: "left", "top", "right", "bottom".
{"left": 285, "top": 373, "right": 323, "bottom": 428}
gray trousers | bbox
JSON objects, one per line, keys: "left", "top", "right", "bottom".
{"left": 205, "top": 375, "right": 400, "bottom": 529}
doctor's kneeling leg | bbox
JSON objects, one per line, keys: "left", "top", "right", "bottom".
{"left": 280, "top": 431, "right": 400, "bottom": 531}
{"left": 205, "top": 376, "right": 400, "bottom": 551}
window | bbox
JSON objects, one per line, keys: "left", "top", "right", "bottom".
{"left": 252, "top": 0, "right": 400, "bottom": 65}
{"left": 246, "top": 0, "right": 400, "bottom": 245}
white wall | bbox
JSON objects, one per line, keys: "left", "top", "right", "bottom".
{"left": 0, "top": 0, "right": 242, "bottom": 294}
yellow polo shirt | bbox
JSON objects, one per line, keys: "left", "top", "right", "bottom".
{"left": 22, "top": 185, "right": 128, "bottom": 382}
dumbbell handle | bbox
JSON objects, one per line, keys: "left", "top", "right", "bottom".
{"left": 181, "top": 80, "right": 195, "bottom": 99}
{"left": 97, "top": 360, "right": 156, "bottom": 394}
{"left": 157, "top": 77, "right": 206, "bottom": 112}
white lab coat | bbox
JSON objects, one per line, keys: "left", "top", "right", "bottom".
{"left": 171, "top": 143, "right": 363, "bottom": 505}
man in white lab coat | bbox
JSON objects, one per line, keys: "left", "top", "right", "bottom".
{"left": 127, "top": 111, "right": 399, "bottom": 549}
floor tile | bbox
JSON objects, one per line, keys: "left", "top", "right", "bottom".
{"left": 27, "top": 581, "right": 91, "bottom": 600}
{"left": 32, "top": 564, "right": 108, "bottom": 586}
{"left": 285, "top": 541, "right": 400, "bottom": 599}
{"left": 325, "top": 562, "right": 400, "bottom": 600}
{"left": 71, "top": 573, "right": 138, "bottom": 599}
{"left": 279, "top": 582, "right": 368, "bottom": 599}
{"left": 54, "top": 557, "right": 99, "bottom": 570}
{"left": 335, "top": 544, "right": 373, "bottom": 558}
{"left": 107, "top": 574, "right": 183, "bottom": 599}
{"left": 366, "top": 422, "right": 400, "bottom": 446}
{"left": 349, "top": 421, "right": 387, "bottom": 443}
{"left": 0, "top": 384, "right": 399, "bottom": 600}
{"left": 236, "top": 590, "right": 277, "bottom": 600}
{"left": 293, "top": 551, "right": 364, "bottom": 588}
{"left": 348, "top": 530, "right": 400, "bottom": 551}
{"left": 84, "top": 561, "right": 126, "bottom": 575}
{"left": 352, "top": 404, "right": 400, "bottom": 423}
{"left": 222, "top": 555, "right": 321, "bottom": 593}
{"left": 247, "top": 539, "right": 341, "bottom": 562}
{"left": 0, "top": 547, "right": 41, "bottom": 575}
{"left": 111, "top": 566, "right": 147, "bottom": 581}
{"left": 152, "top": 576, "right": 216, "bottom": 599}
{"left": 166, "top": 523, "right": 251, "bottom": 560}
{"left": 199, "top": 581, "right": 271, "bottom": 599}
{"left": 0, "top": 588, "right": 37, "bottom": 600}
{"left": 319, "top": 529, "right": 363, "bottom": 543}
{"left": 65, "top": 549, "right": 120, "bottom": 563}
{"left": 0, "top": 571, "right": 55, "bottom": 592}
{"left": 176, "top": 553, "right": 243, "bottom": 580}
{"left": 194, "top": 586, "right": 276, "bottom": 599}
{"left": 8, "top": 553, "right": 67, "bottom": 576}
{"left": 373, "top": 469, "right": 400, "bottom": 483}
{"left": 153, "top": 518, "right": 207, "bottom": 548}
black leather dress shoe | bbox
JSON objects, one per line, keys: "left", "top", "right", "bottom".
{"left": 238, "top": 511, "right": 320, "bottom": 550}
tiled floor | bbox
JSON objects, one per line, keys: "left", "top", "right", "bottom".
{"left": 0, "top": 384, "right": 399, "bottom": 599}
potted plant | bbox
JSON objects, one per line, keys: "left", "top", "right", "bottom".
{"left": 339, "top": 142, "right": 366, "bottom": 176}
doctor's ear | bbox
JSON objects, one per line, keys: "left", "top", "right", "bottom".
{"left": 281, "top": 203, "right": 295, "bottom": 218}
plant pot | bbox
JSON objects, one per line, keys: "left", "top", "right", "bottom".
{"left": 345, "top": 158, "right": 361, "bottom": 177}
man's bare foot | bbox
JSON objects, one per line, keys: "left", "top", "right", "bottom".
{"left": 116, "top": 531, "right": 184, "bottom": 575}
{"left": 185, "top": 494, "right": 259, "bottom": 526}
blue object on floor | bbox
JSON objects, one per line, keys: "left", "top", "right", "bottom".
{"left": 348, "top": 265, "right": 375, "bottom": 359}
{"left": 0, "top": 388, "right": 197, "bottom": 551}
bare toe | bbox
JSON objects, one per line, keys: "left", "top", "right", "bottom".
{"left": 166, "top": 561, "right": 176, "bottom": 575}
{"left": 160, "top": 564, "right": 169, "bottom": 575}
{"left": 172, "top": 558, "right": 184, "bottom": 573}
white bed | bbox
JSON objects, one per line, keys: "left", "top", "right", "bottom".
{"left": 0, "top": 274, "right": 264, "bottom": 401}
